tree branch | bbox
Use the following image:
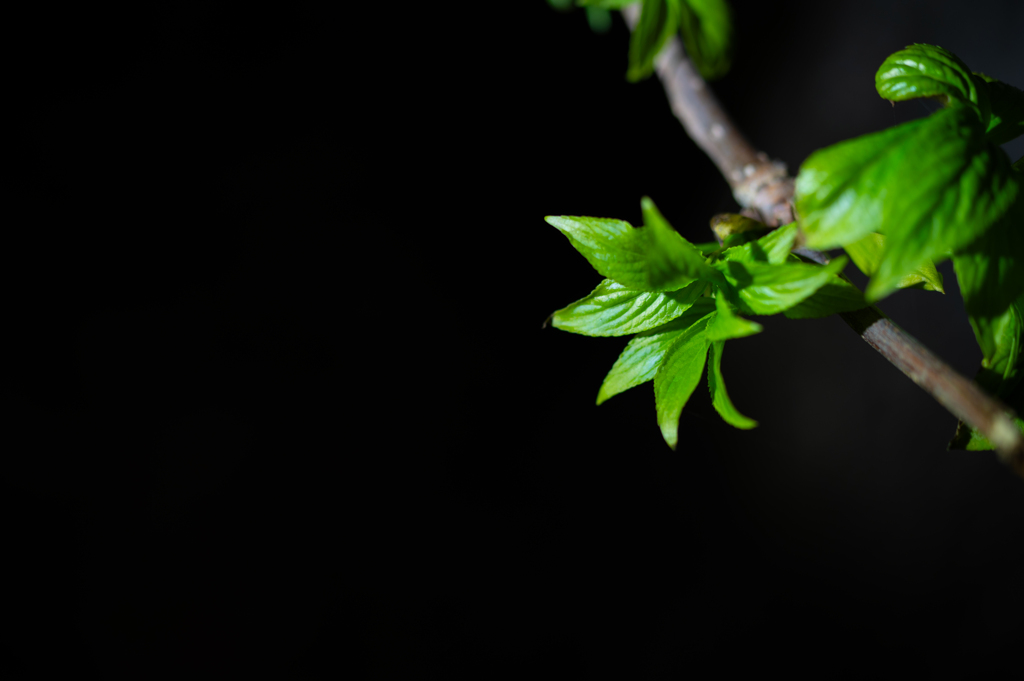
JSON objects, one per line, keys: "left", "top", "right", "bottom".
{"left": 621, "top": 5, "right": 1024, "bottom": 472}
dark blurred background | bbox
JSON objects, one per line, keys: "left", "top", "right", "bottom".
{"left": 9, "top": 1, "right": 1024, "bottom": 677}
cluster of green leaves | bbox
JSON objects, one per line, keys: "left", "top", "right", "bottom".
{"left": 555, "top": 0, "right": 733, "bottom": 80}
{"left": 547, "top": 198, "right": 867, "bottom": 449}
{"left": 794, "top": 44, "right": 1024, "bottom": 449}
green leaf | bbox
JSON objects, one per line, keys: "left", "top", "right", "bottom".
{"left": 654, "top": 312, "right": 713, "bottom": 449}
{"left": 714, "top": 257, "right": 848, "bottom": 316}
{"left": 975, "top": 73, "right": 1024, "bottom": 146}
{"left": 597, "top": 300, "right": 716, "bottom": 404}
{"left": 677, "top": 0, "right": 733, "bottom": 81}
{"left": 719, "top": 222, "right": 798, "bottom": 266}
{"left": 577, "top": 0, "right": 634, "bottom": 8}
{"left": 952, "top": 194, "right": 1024, "bottom": 319}
{"left": 694, "top": 241, "right": 721, "bottom": 256}
{"left": 843, "top": 233, "right": 945, "bottom": 292}
{"left": 875, "top": 44, "right": 990, "bottom": 124}
{"left": 707, "top": 340, "right": 756, "bottom": 429}
{"left": 551, "top": 278, "right": 704, "bottom": 336}
{"left": 971, "top": 301, "right": 1024, "bottom": 391}
{"left": 640, "top": 196, "right": 718, "bottom": 290}
{"left": 706, "top": 292, "right": 762, "bottom": 341}
{"left": 782, "top": 266, "right": 868, "bottom": 319}
{"left": 796, "top": 106, "right": 1019, "bottom": 301}
{"left": 628, "top": 0, "right": 680, "bottom": 82}
{"left": 546, "top": 213, "right": 714, "bottom": 292}
{"left": 949, "top": 302, "right": 1024, "bottom": 451}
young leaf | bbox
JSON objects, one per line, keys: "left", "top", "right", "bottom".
{"left": 677, "top": 0, "right": 733, "bottom": 81}
{"left": 546, "top": 214, "right": 713, "bottom": 292}
{"left": 843, "top": 233, "right": 944, "bottom": 292}
{"left": 707, "top": 340, "right": 756, "bottom": 429}
{"left": 627, "top": 0, "right": 680, "bottom": 82}
{"left": 782, "top": 269, "right": 868, "bottom": 319}
{"left": 654, "top": 312, "right": 713, "bottom": 449}
{"left": 551, "top": 278, "right": 705, "bottom": 336}
{"left": 640, "top": 196, "right": 718, "bottom": 290}
{"left": 714, "top": 257, "right": 848, "bottom": 316}
{"left": 597, "top": 300, "right": 716, "bottom": 404}
{"left": 719, "top": 222, "right": 798, "bottom": 266}
{"left": 706, "top": 292, "right": 762, "bottom": 341}
{"left": 796, "top": 106, "right": 1019, "bottom": 301}
{"left": 694, "top": 241, "right": 721, "bottom": 256}
{"left": 975, "top": 74, "right": 1024, "bottom": 146}
{"left": 875, "top": 44, "right": 990, "bottom": 124}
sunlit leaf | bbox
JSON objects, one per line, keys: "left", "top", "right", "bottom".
{"left": 654, "top": 311, "right": 713, "bottom": 448}
{"left": 551, "top": 278, "right": 704, "bottom": 336}
{"left": 707, "top": 340, "right": 756, "bottom": 429}
{"left": 597, "top": 301, "right": 715, "bottom": 404}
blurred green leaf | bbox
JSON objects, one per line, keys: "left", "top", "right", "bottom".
{"left": 577, "top": 0, "right": 635, "bottom": 7}
{"left": 585, "top": 6, "right": 613, "bottom": 32}
{"left": 844, "top": 233, "right": 944, "bottom": 292}
{"left": 597, "top": 300, "right": 715, "bottom": 404}
{"left": 678, "top": 0, "right": 733, "bottom": 80}
{"left": 952, "top": 192, "right": 1024, "bottom": 319}
{"left": 796, "top": 106, "right": 1019, "bottom": 301}
{"left": 978, "top": 76, "right": 1024, "bottom": 146}
{"left": 654, "top": 311, "right": 713, "bottom": 448}
{"left": 708, "top": 340, "right": 756, "bottom": 429}
{"left": 551, "top": 278, "right": 704, "bottom": 336}
{"left": 627, "top": 0, "right": 680, "bottom": 82}
{"left": 782, "top": 260, "right": 868, "bottom": 319}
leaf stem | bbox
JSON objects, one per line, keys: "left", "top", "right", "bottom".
{"left": 620, "top": 5, "right": 1024, "bottom": 470}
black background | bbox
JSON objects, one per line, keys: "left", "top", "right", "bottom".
{"left": 10, "top": 1, "right": 1024, "bottom": 677}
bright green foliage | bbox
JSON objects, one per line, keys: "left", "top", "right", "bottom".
{"left": 797, "top": 105, "right": 1019, "bottom": 301}
{"left": 628, "top": 0, "right": 681, "bottom": 82}
{"left": 596, "top": 300, "right": 715, "bottom": 405}
{"left": 546, "top": 210, "right": 715, "bottom": 292}
{"left": 623, "top": 0, "right": 734, "bottom": 82}
{"left": 781, "top": 267, "right": 867, "bottom": 320}
{"left": 708, "top": 341, "right": 757, "bottom": 429}
{"left": 714, "top": 257, "right": 848, "bottom": 315}
{"left": 654, "top": 312, "right": 714, "bottom": 449}
{"left": 547, "top": 199, "right": 867, "bottom": 447}
{"left": 639, "top": 197, "right": 721, "bottom": 289}
{"left": 706, "top": 293, "right": 762, "bottom": 341}
{"left": 798, "top": 44, "right": 1023, "bottom": 304}
{"left": 716, "top": 221, "right": 797, "bottom": 265}
{"left": 875, "top": 44, "right": 990, "bottom": 124}
{"left": 551, "top": 278, "right": 704, "bottom": 336}
{"left": 677, "top": 0, "right": 733, "bottom": 80}
{"left": 844, "top": 233, "right": 944, "bottom": 292}
{"left": 546, "top": 36, "right": 1024, "bottom": 455}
